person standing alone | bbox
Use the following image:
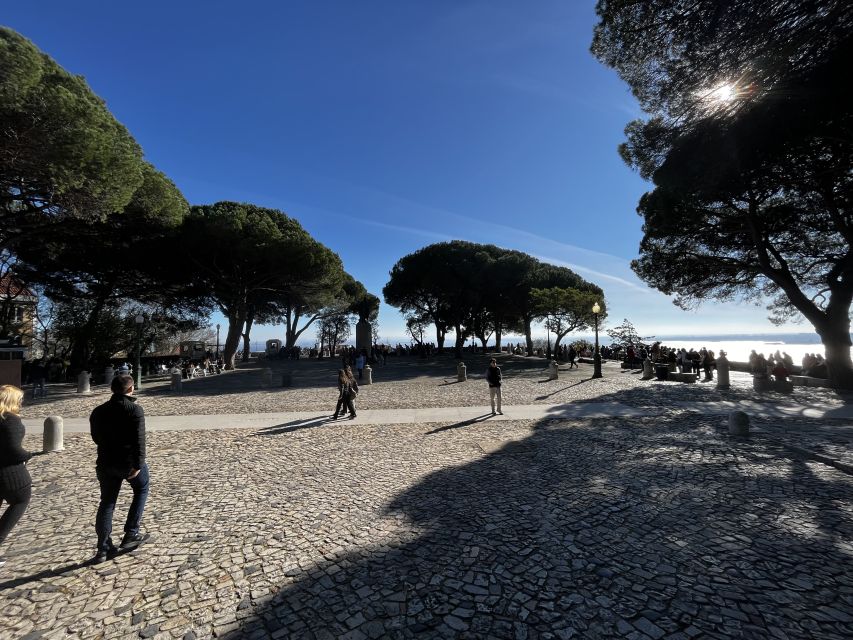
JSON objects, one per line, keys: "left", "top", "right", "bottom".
{"left": 0, "top": 385, "right": 33, "bottom": 567}
{"left": 89, "top": 374, "right": 150, "bottom": 563}
{"left": 486, "top": 358, "right": 503, "bottom": 415}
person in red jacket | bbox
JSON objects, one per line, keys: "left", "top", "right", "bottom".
{"left": 89, "top": 375, "right": 151, "bottom": 563}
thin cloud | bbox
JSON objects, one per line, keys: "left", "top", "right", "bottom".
{"left": 354, "top": 185, "right": 633, "bottom": 266}
{"left": 535, "top": 255, "right": 652, "bottom": 293}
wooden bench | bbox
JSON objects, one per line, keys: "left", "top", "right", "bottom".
{"left": 790, "top": 375, "right": 832, "bottom": 388}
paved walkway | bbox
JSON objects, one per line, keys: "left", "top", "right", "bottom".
{"left": 3, "top": 412, "right": 852, "bottom": 640}
{"left": 22, "top": 399, "right": 853, "bottom": 434}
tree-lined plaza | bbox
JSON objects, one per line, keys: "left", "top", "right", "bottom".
{"left": 1, "top": 2, "right": 853, "bottom": 640}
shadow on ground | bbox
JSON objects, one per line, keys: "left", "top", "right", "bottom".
{"left": 223, "top": 406, "right": 853, "bottom": 639}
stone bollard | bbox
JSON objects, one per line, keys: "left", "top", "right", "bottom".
{"left": 104, "top": 366, "right": 115, "bottom": 382}
{"left": 262, "top": 368, "right": 273, "bottom": 387}
{"left": 716, "top": 354, "right": 731, "bottom": 390}
{"left": 170, "top": 370, "right": 183, "bottom": 393}
{"left": 641, "top": 357, "right": 654, "bottom": 380}
{"left": 43, "top": 416, "right": 65, "bottom": 453}
{"left": 281, "top": 372, "right": 292, "bottom": 387}
{"left": 364, "top": 365, "right": 373, "bottom": 385}
{"left": 728, "top": 411, "right": 750, "bottom": 437}
{"left": 548, "top": 360, "right": 559, "bottom": 381}
{"left": 77, "top": 371, "right": 91, "bottom": 394}
{"left": 457, "top": 361, "right": 467, "bottom": 382}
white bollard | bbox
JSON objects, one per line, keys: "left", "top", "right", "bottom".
{"left": 364, "top": 365, "right": 373, "bottom": 385}
{"left": 43, "top": 416, "right": 65, "bottom": 453}
{"left": 457, "top": 362, "right": 467, "bottom": 382}
{"left": 716, "top": 353, "right": 731, "bottom": 390}
{"left": 77, "top": 371, "right": 91, "bottom": 394}
{"left": 641, "top": 357, "right": 655, "bottom": 380}
{"left": 170, "top": 370, "right": 183, "bottom": 393}
{"left": 548, "top": 360, "right": 559, "bottom": 381}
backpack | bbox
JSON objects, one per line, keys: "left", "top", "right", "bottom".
{"left": 341, "top": 381, "right": 353, "bottom": 399}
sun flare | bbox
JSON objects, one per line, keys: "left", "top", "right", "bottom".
{"left": 709, "top": 82, "right": 737, "bottom": 102}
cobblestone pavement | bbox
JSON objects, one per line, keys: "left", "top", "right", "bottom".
{"left": 23, "top": 354, "right": 853, "bottom": 419}
{"left": 2, "top": 415, "right": 852, "bottom": 639}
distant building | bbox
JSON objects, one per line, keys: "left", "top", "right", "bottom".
{"left": 0, "top": 274, "right": 37, "bottom": 360}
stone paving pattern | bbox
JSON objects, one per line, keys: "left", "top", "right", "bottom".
{"left": 2, "top": 413, "right": 852, "bottom": 639}
{"left": 22, "top": 355, "right": 851, "bottom": 418}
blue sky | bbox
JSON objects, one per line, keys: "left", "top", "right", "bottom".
{"left": 5, "top": 1, "right": 805, "bottom": 342}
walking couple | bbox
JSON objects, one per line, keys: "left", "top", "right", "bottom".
{"left": 331, "top": 367, "right": 358, "bottom": 420}
{"left": 0, "top": 375, "right": 150, "bottom": 568}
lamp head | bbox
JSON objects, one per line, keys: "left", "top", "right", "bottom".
{"left": 592, "top": 302, "right": 601, "bottom": 315}
{"left": 134, "top": 314, "right": 144, "bottom": 325}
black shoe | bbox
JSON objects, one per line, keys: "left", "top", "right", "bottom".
{"left": 120, "top": 532, "right": 150, "bottom": 550}
{"left": 92, "top": 544, "right": 119, "bottom": 564}
{"left": 349, "top": 414, "right": 356, "bottom": 419}
{"left": 331, "top": 414, "right": 338, "bottom": 420}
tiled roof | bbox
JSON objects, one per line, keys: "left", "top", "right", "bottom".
{"left": 0, "top": 274, "right": 36, "bottom": 300}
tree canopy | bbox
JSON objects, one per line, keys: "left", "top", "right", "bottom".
{"left": 531, "top": 287, "right": 605, "bottom": 354}
{"left": 384, "top": 241, "right": 605, "bottom": 358}
{"left": 0, "top": 27, "right": 146, "bottom": 251}
{"left": 182, "top": 202, "right": 346, "bottom": 368}
{"left": 592, "top": 1, "right": 853, "bottom": 387}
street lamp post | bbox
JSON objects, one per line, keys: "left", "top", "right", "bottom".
{"left": 546, "top": 320, "right": 551, "bottom": 360}
{"left": 592, "top": 302, "right": 602, "bottom": 379}
{"left": 216, "top": 323, "right": 221, "bottom": 360}
{"left": 134, "top": 314, "right": 144, "bottom": 389}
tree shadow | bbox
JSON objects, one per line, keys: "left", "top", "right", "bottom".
{"left": 132, "top": 354, "right": 554, "bottom": 400}
{"left": 223, "top": 408, "right": 853, "bottom": 639}
{"left": 425, "top": 414, "right": 494, "bottom": 435}
{"left": 252, "top": 415, "right": 334, "bottom": 437}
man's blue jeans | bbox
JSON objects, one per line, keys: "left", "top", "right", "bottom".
{"left": 95, "top": 463, "right": 149, "bottom": 551}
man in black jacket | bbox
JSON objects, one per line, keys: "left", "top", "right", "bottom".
{"left": 89, "top": 374, "right": 150, "bottom": 563}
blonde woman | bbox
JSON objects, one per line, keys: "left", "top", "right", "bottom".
{"left": 0, "top": 385, "right": 33, "bottom": 567}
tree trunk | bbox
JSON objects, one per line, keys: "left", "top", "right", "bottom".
{"left": 524, "top": 317, "right": 534, "bottom": 356}
{"left": 222, "top": 311, "right": 245, "bottom": 370}
{"left": 241, "top": 312, "right": 254, "bottom": 363}
{"left": 69, "top": 297, "right": 108, "bottom": 373}
{"left": 494, "top": 326, "right": 502, "bottom": 353}
{"left": 553, "top": 330, "right": 570, "bottom": 360}
{"left": 453, "top": 325, "right": 465, "bottom": 359}
{"left": 436, "top": 326, "right": 445, "bottom": 352}
{"left": 818, "top": 318, "right": 853, "bottom": 389}
{"left": 285, "top": 308, "right": 298, "bottom": 348}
